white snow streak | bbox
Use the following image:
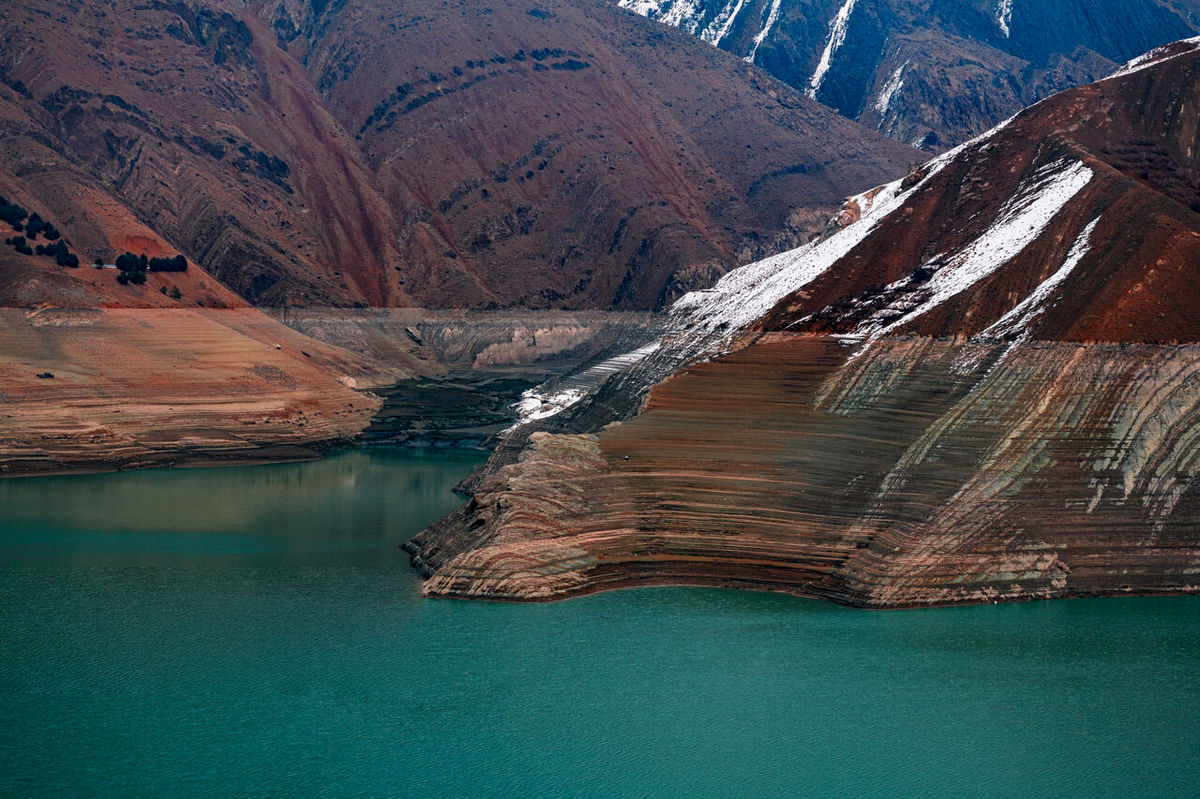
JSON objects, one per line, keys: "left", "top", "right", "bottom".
{"left": 670, "top": 110, "right": 1021, "bottom": 352}
{"left": 853, "top": 159, "right": 1094, "bottom": 351}
{"left": 509, "top": 340, "right": 663, "bottom": 427}
{"left": 745, "top": 0, "right": 784, "bottom": 63}
{"left": 996, "top": 0, "right": 1013, "bottom": 38}
{"left": 807, "top": 0, "right": 859, "bottom": 100}
{"left": 978, "top": 216, "right": 1100, "bottom": 341}
{"left": 701, "top": 0, "right": 751, "bottom": 45}
{"left": 873, "top": 62, "right": 907, "bottom": 120}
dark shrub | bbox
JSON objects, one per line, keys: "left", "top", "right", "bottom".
{"left": 115, "top": 252, "right": 140, "bottom": 272}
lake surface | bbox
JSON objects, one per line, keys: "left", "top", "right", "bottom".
{"left": 1, "top": 449, "right": 1197, "bottom": 797}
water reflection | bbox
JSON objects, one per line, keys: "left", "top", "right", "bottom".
{"left": 0, "top": 448, "right": 486, "bottom": 567}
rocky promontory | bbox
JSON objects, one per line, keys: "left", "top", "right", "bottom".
{"left": 407, "top": 39, "right": 1200, "bottom": 606}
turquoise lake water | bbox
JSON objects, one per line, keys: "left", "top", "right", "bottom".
{"left": 0, "top": 448, "right": 1197, "bottom": 797}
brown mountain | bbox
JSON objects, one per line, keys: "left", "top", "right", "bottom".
{"left": 407, "top": 39, "right": 1200, "bottom": 606}
{"left": 0, "top": 0, "right": 914, "bottom": 310}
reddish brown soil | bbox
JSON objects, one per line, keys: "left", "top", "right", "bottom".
{"left": 0, "top": 307, "right": 412, "bottom": 475}
{"left": 0, "top": 0, "right": 914, "bottom": 309}
{"left": 756, "top": 44, "right": 1200, "bottom": 344}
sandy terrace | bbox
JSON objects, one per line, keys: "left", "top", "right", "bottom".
{"left": 0, "top": 307, "right": 409, "bottom": 475}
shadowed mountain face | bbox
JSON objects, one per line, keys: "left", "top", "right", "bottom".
{"left": 406, "top": 41, "right": 1200, "bottom": 606}
{"left": 617, "top": 0, "right": 1200, "bottom": 150}
{"left": 0, "top": 0, "right": 913, "bottom": 309}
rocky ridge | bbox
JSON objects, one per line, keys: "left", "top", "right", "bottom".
{"left": 0, "top": 0, "right": 914, "bottom": 310}
{"left": 406, "top": 39, "right": 1200, "bottom": 606}
{"left": 617, "top": 0, "right": 1200, "bottom": 150}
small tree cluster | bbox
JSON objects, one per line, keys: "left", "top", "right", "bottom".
{"left": 0, "top": 196, "right": 28, "bottom": 230}
{"left": 2, "top": 200, "right": 74, "bottom": 263}
{"left": 148, "top": 254, "right": 187, "bottom": 272}
{"left": 34, "top": 239, "right": 79, "bottom": 267}
{"left": 116, "top": 270, "right": 147, "bottom": 285}
{"left": 115, "top": 252, "right": 147, "bottom": 272}
{"left": 4, "top": 235, "right": 33, "bottom": 255}
{"left": 24, "top": 213, "right": 60, "bottom": 241}
{"left": 113, "top": 250, "right": 187, "bottom": 286}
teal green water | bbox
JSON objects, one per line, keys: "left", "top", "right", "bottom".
{"left": 1, "top": 449, "right": 1197, "bottom": 797}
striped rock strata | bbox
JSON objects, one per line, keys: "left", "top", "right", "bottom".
{"left": 409, "top": 337, "right": 1200, "bottom": 604}
{"left": 407, "top": 40, "right": 1200, "bottom": 605}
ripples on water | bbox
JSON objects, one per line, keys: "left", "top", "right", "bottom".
{"left": 0, "top": 449, "right": 1197, "bottom": 797}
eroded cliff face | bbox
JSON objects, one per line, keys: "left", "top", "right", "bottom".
{"left": 406, "top": 41, "right": 1200, "bottom": 605}
{"left": 408, "top": 336, "right": 1200, "bottom": 604}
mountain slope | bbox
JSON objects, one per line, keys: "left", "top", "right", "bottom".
{"left": 406, "top": 39, "right": 1200, "bottom": 606}
{"left": 617, "top": 0, "right": 1200, "bottom": 149}
{"left": 0, "top": 0, "right": 914, "bottom": 309}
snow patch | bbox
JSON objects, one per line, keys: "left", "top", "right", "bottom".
{"left": 618, "top": 0, "right": 706, "bottom": 35}
{"left": 873, "top": 62, "right": 907, "bottom": 122}
{"left": 745, "top": 0, "right": 784, "bottom": 64}
{"left": 978, "top": 216, "right": 1100, "bottom": 342}
{"left": 1106, "top": 36, "right": 1200, "bottom": 81}
{"left": 807, "top": 0, "right": 859, "bottom": 100}
{"left": 851, "top": 159, "right": 1094, "bottom": 352}
{"left": 514, "top": 388, "right": 587, "bottom": 425}
{"left": 996, "top": 0, "right": 1013, "bottom": 38}
{"left": 701, "top": 0, "right": 751, "bottom": 46}
{"left": 508, "top": 340, "right": 663, "bottom": 427}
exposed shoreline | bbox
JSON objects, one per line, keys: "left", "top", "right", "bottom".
{"left": 406, "top": 335, "right": 1200, "bottom": 608}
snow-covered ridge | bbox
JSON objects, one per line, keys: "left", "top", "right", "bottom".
{"left": 807, "top": 0, "right": 860, "bottom": 100}
{"left": 1107, "top": 35, "right": 1200, "bottom": 80}
{"left": 669, "top": 111, "right": 1019, "bottom": 347}
{"left": 848, "top": 158, "right": 1093, "bottom": 351}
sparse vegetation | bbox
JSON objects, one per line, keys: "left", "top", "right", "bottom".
{"left": 0, "top": 195, "right": 28, "bottom": 229}
{"left": 2, "top": 200, "right": 78, "bottom": 264}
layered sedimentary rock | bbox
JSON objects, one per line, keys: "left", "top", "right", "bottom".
{"left": 407, "top": 39, "right": 1200, "bottom": 605}
{"left": 410, "top": 336, "right": 1200, "bottom": 604}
